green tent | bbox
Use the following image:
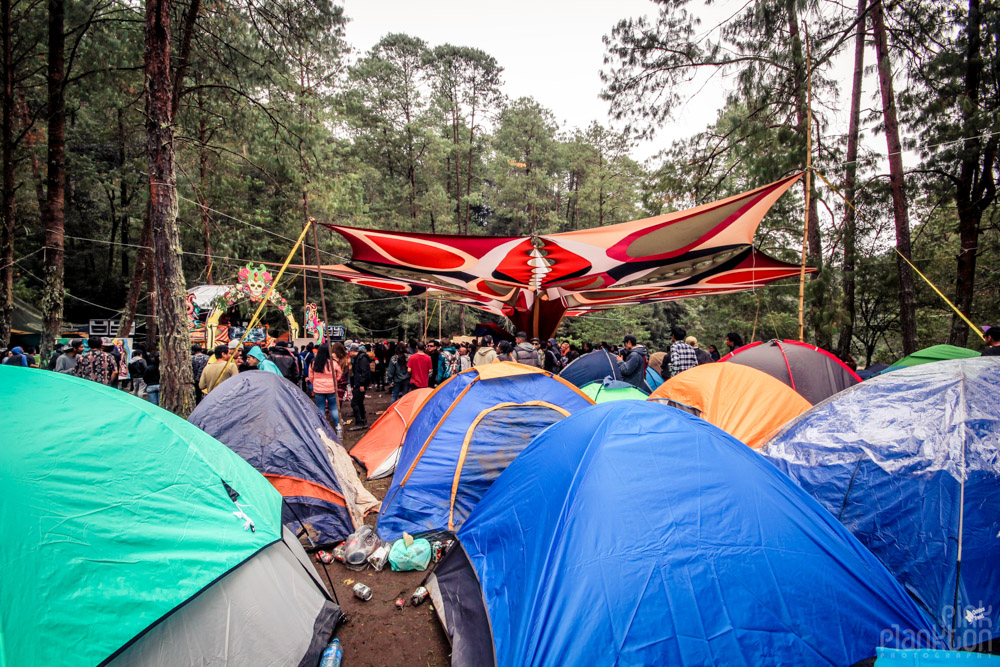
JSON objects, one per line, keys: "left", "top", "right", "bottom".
{"left": 889, "top": 344, "right": 980, "bottom": 369}
{"left": 0, "top": 367, "right": 340, "bottom": 667}
{"left": 580, "top": 379, "right": 649, "bottom": 403}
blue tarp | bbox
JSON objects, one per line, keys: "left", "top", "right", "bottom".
{"left": 558, "top": 349, "right": 621, "bottom": 388}
{"left": 444, "top": 401, "right": 943, "bottom": 666}
{"left": 765, "top": 358, "right": 1000, "bottom": 650}
{"left": 377, "top": 366, "right": 591, "bottom": 540}
{"left": 189, "top": 371, "right": 356, "bottom": 546}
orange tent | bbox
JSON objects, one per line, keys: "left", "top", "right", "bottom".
{"left": 351, "top": 388, "right": 432, "bottom": 480}
{"left": 647, "top": 363, "right": 811, "bottom": 448}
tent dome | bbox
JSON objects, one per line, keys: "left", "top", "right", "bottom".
{"left": 558, "top": 349, "right": 622, "bottom": 387}
{"left": 0, "top": 367, "right": 340, "bottom": 666}
{"left": 428, "top": 401, "right": 943, "bottom": 666}
{"left": 189, "top": 370, "right": 378, "bottom": 547}
{"left": 885, "top": 344, "right": 980, "bottom": 371}
{"left": 377, "top": 363, "right": 592, "bottom": 540}
{"left": 580, "top": 378, "right": 649, "bottom": 402}
{"left": 648, "top": 362, "right": 811, "bottom": 448}
{"left": 352, "top": 387, "right": 433, "bottom": 479}
{"left": 764, "top": 358, "right": 1000, "bottom": 650}
{"left": 720, "top": 338, "right": 861, "bottom": 404}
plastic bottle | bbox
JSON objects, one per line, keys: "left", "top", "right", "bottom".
{"left": 318, "top": 638, "right": 342, "bottom": 667}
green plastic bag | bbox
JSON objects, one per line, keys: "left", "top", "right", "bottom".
{"left": 388, "top": 536, "right": 432, "bottom": 571}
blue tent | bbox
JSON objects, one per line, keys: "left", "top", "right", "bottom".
{"left": 427, "top": 401, "right": 943, "bottom": 666}
{"left": 377, "top": 363, "right": 592, "bottom": 540}
{"left": 558, "top": 349, "right": 621, "bottom": 388}
{"left": 765, "top": 358, "right": 1000, "bottom": 651}
{"left": 189, "top": 371, "right": 376, "bottom": 547}
{"left": 645, "top": 365, "right": 664, "bottom": 390}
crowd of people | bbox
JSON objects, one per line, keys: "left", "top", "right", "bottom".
{"left": 8, "top": 326, "right": 1000, "bottom": 432}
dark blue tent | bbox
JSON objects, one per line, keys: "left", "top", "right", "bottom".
{"left": 558, "top": 349, "right": 621, "bottom": 388}
{"left": 189, "top": 371, "right": 375, "bottom": 547}
{"left": 428, "top": 401, "right": 943, "bottom": 666}
{"left": 856, "top": 362, "right": 890, "bottom": 380}
{"left": 764, "top": 358, "right": 1000, "bottom": 651}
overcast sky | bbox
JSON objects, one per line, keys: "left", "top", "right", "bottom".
{"left": 341, "top": 0, "right": 733, "bottom": 161}
{"left": 341, "top": 0, "right": 889, "bottom": 167}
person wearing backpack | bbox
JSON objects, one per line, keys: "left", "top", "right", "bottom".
{"left": 386, "top": 342, "right": 411, "bottom": 401}
{"left": 436, "top": 339, "right": 459, "bottom": 383}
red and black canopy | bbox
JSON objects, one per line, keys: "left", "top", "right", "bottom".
{"left": 313, "top": 174, "right": 812, "bottom": 338}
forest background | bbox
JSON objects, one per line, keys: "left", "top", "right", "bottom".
{"left": 1, "top": 0, "right": 997, "bottom": 413}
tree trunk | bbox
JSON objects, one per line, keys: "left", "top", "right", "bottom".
{"left": 304, "top": 190, "right": 328, "bottom": 327}
{"left": 948, "top": 0, "right": 995, "bottom": 347}
{"left": 786, "top": 2, "right": 822, "bottom": 262}
{"left": 0, "top": 0, "right": 14, "bottom": 347}
{"left": 145, "top": 0, "right": 194, "bottom": 414}
{"left": 117, "top": 209, "right": 151, "bottom": 342}
{"left": 871, "top": 0, "right": 917, "bottom": 355}
{"left": 837, "top": 0, "right": 867, "bottom": 359}
{"left": 198, "top": 87, "right": 212, "bottom": 283}
{"left": 40, "top": 0, "right": 66, "bottom": 360}
{"left": 118, "top": 107, "right": 129, "bottom": 276}
{"left": 464, "top": 98, "right": 475, "bottom": 234}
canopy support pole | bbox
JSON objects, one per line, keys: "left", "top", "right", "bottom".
{"left": 798, "top": 23, "right": 813, "bottom": 343}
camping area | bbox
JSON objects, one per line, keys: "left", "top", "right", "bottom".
{"left": 2, "top": 0, "right": 1000, "bottom": 665}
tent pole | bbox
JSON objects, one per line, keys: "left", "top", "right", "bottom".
{"left": 797, "top": 23, "right": 813, "bottom": 343}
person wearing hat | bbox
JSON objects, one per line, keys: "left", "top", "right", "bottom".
{"left": 685, "top": 335, "right": 714, "bottom": 365}
{"left": 512, "top": 331, "right": 540, "bottom": 367}
{"left": 54, "top": 340, "right": 84, "bottom": 374}
{"left": 349, "top": 343, "right": 371, "bottom": 430}
{"left": 246, "top": 345, "right": 283, "bottom": 376}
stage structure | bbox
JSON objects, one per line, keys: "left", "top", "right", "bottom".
{"left": 186, "top": 263, "right": 321, "bottom": 349}
{"left": 311, "top": 174, "right": 813, "bottom": 339}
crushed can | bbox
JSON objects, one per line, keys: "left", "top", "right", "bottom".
{"left": 368, "top": 544, "right": 390, "bottom": 571}
{"left": 353, "top": 582, "right": 373, "bottom": 601}
{"left": 332, "top": 542, "right": 347, "bottom": 563}
{"left": 394, "top": 597, "right": 406, "bottom": 610}
{"left": 410, "top": 586, "right": 429, "bottom": 606}
{"left": 315, "top": 550, "right": 333, "bottom": 564}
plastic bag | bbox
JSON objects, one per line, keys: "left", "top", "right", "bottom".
{"left": 388, "top": 536, "right": 432, "bottom": 571}
{"left": 344, "top": 525, "right": 380, "bottom": 570}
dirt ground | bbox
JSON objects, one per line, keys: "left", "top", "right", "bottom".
{"left": 311, "top": 388, "right": 451, "bottom": 667}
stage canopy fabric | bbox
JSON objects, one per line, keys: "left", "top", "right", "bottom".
{"left": 313, "top": 174, "right": 811, "bottom": 338}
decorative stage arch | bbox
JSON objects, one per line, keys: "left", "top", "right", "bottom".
{"left": 187, "top": 263, "right": 300, "bottom": 348}
{"left": 307, "top": 174, "right": 814, "bottom": 339}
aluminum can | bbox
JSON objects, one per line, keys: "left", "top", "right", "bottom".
{"left": 368, "top": 544, "right": 390, "bottom": 571}
{"left": 395, "top": 597, "right": 406, "bottom": 610}
{"left": 332, "top": 542, "right": 347, "bottom": 563}
{"left": 315, "top": 550, "right": 333, "bottom": 564}
{"left": 410, "top": 586, "right": 429, "bottom": 606}
{"left": 431, "top": 541, "right": 443, "bottom": 563}
{"left": 353, "top": 582, "right": 373, "bottom": 601}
